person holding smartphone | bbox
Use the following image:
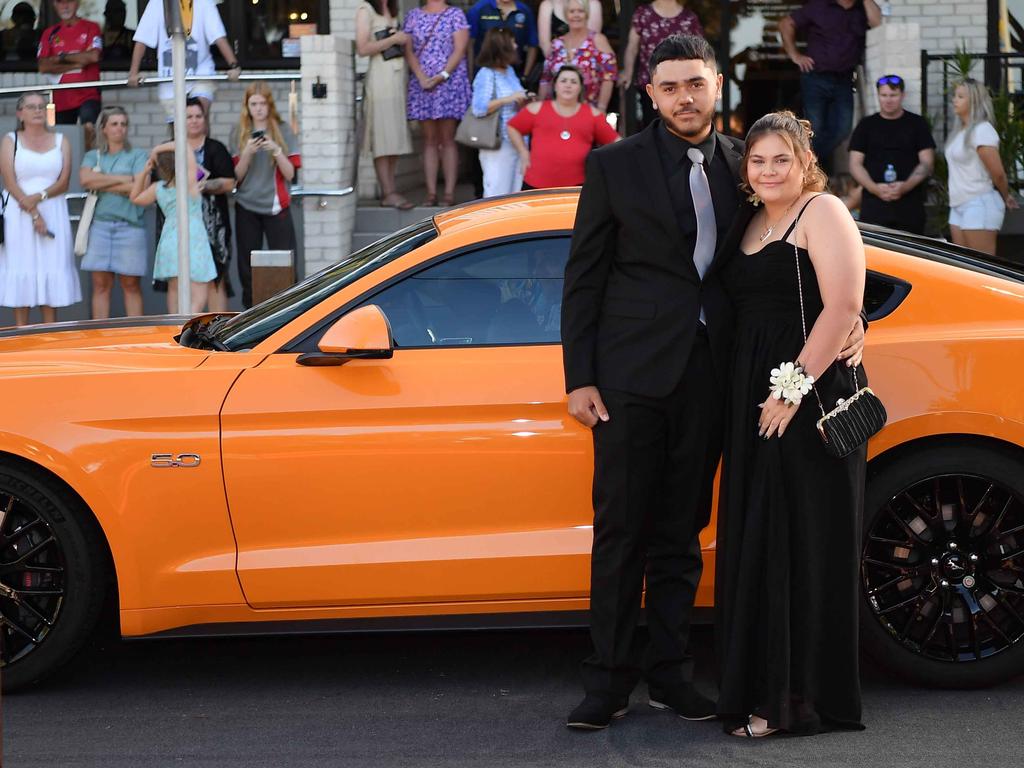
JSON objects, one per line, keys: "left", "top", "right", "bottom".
{"left": 230, "top": 82, "right": 301, "bottom": 309}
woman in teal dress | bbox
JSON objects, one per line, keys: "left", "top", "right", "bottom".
{"left": 129, "top": 142, "right": 216, "bottom": 313}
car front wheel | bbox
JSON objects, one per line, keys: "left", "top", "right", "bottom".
{"left": 861, "top": 443, "right": 1024, "bottom": 688}
{"left": 0, "top": 464, "right": 106, "bottom": 691}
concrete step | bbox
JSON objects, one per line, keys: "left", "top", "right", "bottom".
{"left": 354, "top": 204, "right": 441, "bottom": 234}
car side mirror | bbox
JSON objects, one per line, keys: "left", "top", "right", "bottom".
{"left": 296, "top": 305, "right": 394, "bottom": 367}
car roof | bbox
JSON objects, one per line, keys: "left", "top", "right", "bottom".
{"left": 432, "top": 188, "right": 580, "bottom": 236}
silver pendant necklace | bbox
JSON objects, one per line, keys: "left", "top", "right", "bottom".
{"left": 759, "top": 198, "right": 798, "bottom": 242}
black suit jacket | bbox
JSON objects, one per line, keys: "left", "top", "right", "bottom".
{"left": 561, "top": 122, "right": 747, "bottom": 399}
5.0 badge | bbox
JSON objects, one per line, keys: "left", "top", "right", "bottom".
{"left": 150, "top": 453, "right": 202, "bottom": 468}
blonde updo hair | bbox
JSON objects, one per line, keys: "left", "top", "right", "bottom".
{"left": 739, "top": 110, "right": 828, "bottom": 199}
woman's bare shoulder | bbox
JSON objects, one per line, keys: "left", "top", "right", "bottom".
{"left": 526, "top": 101, "right": 543, "bottom": 114}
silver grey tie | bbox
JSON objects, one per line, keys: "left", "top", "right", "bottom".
{"left": 687, "top": 147, "right": 716, "bottom": 323}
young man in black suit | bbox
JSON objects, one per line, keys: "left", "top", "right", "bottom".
{"left": 561, "top": 35, "right": 864, "bottom": 730}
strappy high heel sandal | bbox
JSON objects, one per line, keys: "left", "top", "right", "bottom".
{"left": 731, "top": 714, "right": 780, "bottom": 739}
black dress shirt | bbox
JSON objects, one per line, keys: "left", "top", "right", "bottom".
{"left": 656, "top": 122, "right": 740, "bottom": 260}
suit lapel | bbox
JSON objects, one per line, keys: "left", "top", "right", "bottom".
{"left": 633, "top": 122, "right": 700, "bottom": 281}
{"left": 706, "top": 133, "right": 749, "bottom": 277}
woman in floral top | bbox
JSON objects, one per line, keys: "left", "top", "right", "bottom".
{"left": 619, "top": 0, "right": 703, "bottom": 128}
{"left": 538, "top": 0, "right": 617, "bottom": 111}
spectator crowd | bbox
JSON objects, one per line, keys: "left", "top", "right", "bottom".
{"left": 0, "top": 0, "right": 1018, "bottom": 326}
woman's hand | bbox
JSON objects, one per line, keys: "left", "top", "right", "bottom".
{"left": 31, "top": 211, "right": 48, "bottom": 237}
{"left": 1007, "top": 192, "right": 1021, "bottom": 210}
{"left": 18, "top": 193, "right": 40, "bottom": 212}
{"left": 241, "top": 138, "right": 261, "bottom": 157}
{"left": 259, "top": 137, "right": 281, "bottom": 155}
{"left": 417, "top": 72, "right": 435, "bottom": 90}
{"left": 518, "top": 149, "right": 531, "bottom": 173}
{"left": 389, "top": 30, "right": 408, "bottom": 46}
{"left": 616, "top": 69, "right": 633, "bottom": 88}
{"left": 758, "top": 395, "right": 800, "bottom": 439}
{"left": 506, "top": 91, "right": 529, "bottom": 107}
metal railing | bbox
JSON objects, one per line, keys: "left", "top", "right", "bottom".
{"left": 0, "top": 71, "right": 302, "bottom": 97}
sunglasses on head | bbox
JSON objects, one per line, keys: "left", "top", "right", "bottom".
{"left": 876, "top": 75, "right": 904, "bottom": 87}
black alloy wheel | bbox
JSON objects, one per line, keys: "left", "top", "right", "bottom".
{"left": 861, "top": 443, "right": 1024, "bottom": 688}
{"left": 0, "top": 464, "right": 105, "bottom": 691}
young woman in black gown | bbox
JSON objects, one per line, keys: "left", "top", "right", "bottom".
{"left": 716, "top": 111, "right": 869, "bottom": 738}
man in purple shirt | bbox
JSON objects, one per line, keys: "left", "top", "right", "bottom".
{"left": 780, "top": 0, "right": 881, "bottom": 173}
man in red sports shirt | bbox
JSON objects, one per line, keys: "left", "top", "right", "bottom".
{"left": 38, "top": 0, "right": 103, "bottom": 149}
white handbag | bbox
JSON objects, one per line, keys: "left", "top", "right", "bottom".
{"left": 74, "top": 156, "right": 101, "bottom": 258}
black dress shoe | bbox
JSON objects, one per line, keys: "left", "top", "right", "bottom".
{"left": 648, "top": 685, "right": 717, "bottom": 721}
{"left": 566, "top": 693, "right": 630, "bottom": 730}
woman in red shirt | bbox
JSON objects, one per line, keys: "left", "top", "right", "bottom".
{"left": 507, "top": 65, "right": 619, "bottom": 189}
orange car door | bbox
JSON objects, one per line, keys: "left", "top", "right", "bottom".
{"left": 221, "top": 236, "right": 595, "bottom": 609}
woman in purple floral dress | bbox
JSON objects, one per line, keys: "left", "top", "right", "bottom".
{"left": 620, "top": 1, "right": 703, "bottom": 128}
{"left": 404, "top": 0, "right": 471, "bottom": 206}
{"left": 538, "top": 0, "right": 617, "bottom": 111}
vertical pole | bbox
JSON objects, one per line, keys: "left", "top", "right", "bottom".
{"left": 166, "top": 0, "right": 191, "bottom": 314}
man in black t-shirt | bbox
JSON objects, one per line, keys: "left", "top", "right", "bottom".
{"left": 848, "top": 74, "right": 936, "bottom": 234}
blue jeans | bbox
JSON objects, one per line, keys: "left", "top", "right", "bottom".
{"left": 801, "top": 71, "right": 854, "bottom": 172}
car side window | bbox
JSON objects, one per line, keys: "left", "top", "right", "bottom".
{"left": 359, "top": 237, "right": 570, "bottom": 347}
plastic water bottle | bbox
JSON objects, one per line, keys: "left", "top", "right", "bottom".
{"left": 883, "top": 163, "right": 898, "bottom": 183}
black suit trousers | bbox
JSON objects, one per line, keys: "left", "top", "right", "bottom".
{"left": 582, "top": 330, "right": 724, "bottom": 696}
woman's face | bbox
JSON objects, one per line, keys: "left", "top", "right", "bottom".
{"left": 247, "top": 94, "right": 270, "bottom": 123}
{"left": 18, "top": 96, "right": 47, "bottom": 127}
{"left": 952, "top": 85, "right": 969, "bottom": 120}
{"left": 565, "top": 1, "right": 587, "bottom": 28}
{"left": 746, "top": 132, "right": 806, "bottom": 205}
{"left": 554, "top": 71, "right": 582, "bottom": 102}
{"left": 103, "top": 112, "right": 128, "bottom": 145}
{"left": 186, "top": 105, "right": 206, "bottom": 138}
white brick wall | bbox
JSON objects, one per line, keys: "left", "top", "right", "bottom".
{"left": 300, "top": 34, "right": 357, "bottom": 275}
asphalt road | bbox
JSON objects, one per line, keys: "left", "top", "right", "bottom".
{"left": 3, "top": 625, "right": 1024, "bottom": 767}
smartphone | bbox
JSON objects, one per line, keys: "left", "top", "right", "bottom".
{"left": 251, "top": 129, "right": 265, "bottom": 141}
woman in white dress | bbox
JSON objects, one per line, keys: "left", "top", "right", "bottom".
{"left": 0, "top": 92, "right": 80, "bottom": 326}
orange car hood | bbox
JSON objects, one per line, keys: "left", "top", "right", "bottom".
{"left": 0, "top": 316, "right": 209, "bottom": 372}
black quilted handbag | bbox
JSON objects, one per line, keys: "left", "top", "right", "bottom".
{"left": 792, "top": 208, "right": 887, "bottom": 459}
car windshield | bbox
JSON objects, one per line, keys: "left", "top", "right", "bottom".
{"left": 212, "top": 220, "right": 438, "bottom": 351}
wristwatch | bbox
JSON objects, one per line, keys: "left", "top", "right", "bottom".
{"left": 227, "top": 62, "right": 241, "bottom": 71}
{"left": 38, "top": 189, "right": 48, "bottom": 202}
{"left": 58, "top": 52, "right": 67, "bottom": 63}
{"left": 272, "top": 149, "right": 283, "bottom": 158}
{"left": 440, "top": 70, "right": 450, "bottom": 81}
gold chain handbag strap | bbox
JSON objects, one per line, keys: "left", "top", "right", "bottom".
{"left": 791, "top": 195, "right": 860, "bottom": 420}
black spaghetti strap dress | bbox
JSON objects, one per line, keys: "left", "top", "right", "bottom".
{"left": 715, "top": 198, "right": 867, "bottom": 735}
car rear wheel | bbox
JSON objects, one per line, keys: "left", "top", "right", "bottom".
{"left": 861, "top": 443, "right": 1024, "bottom": 688}
{"left": 0, "top": 464, "right": 106, "bottom": 691}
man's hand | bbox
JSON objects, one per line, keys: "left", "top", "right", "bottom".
{"left": 838, "top": 316, "right": 865, "bottom": 368}
{"left": 791, "top": 53, "right": 815, "bottom": 73}
{"left": 127, "top": 71, "right": 141, "bottom": 88}
{"left": 568, "top": 386, "right": 609, "bottom": 428}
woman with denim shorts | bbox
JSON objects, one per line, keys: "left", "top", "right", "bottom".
{"left": 79, "top": 106, "right": 149, "bottom": 318}
{"left": 945, "top": 78, "right": 1019, "bottom": 255}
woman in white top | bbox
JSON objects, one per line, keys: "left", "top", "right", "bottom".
{"left": 537, "top": 0, "right": 602, "bottom": 56}
{"left": 945, "top": 78, "right": 1019, "bottom": 255}
{"left": 470, "top": 29, "right": 529, "bottom": 197}
{"left": 0, "top": 92, "right": 80, "bottom": 326}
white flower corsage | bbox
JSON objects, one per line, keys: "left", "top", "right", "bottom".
{"left": 769, "top": 361, "right": 815, "bottom": 406}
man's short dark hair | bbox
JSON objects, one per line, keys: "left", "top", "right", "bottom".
{"left": 648, "top": 35, "right": 718, "bottom": 79}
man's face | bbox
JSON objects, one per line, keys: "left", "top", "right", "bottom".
{"left": 54, "top": 0, "right": 79, "bottom": 22}
{"left": 877, "top": 85, "right": 904, "bottom": 117}
{"left": 645, "top": 58, "right": 722, "bottom": 141}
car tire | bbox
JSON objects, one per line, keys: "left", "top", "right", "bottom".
{"left": 0, "top": 464, "right": 106, "bottom": 692}
{"left": 861, "top": 442, "right": 1024, "bottom": 688}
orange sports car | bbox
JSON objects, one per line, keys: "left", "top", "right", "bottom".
{"left": 1, "top": 190, "right": 1023, "bottom": 692}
